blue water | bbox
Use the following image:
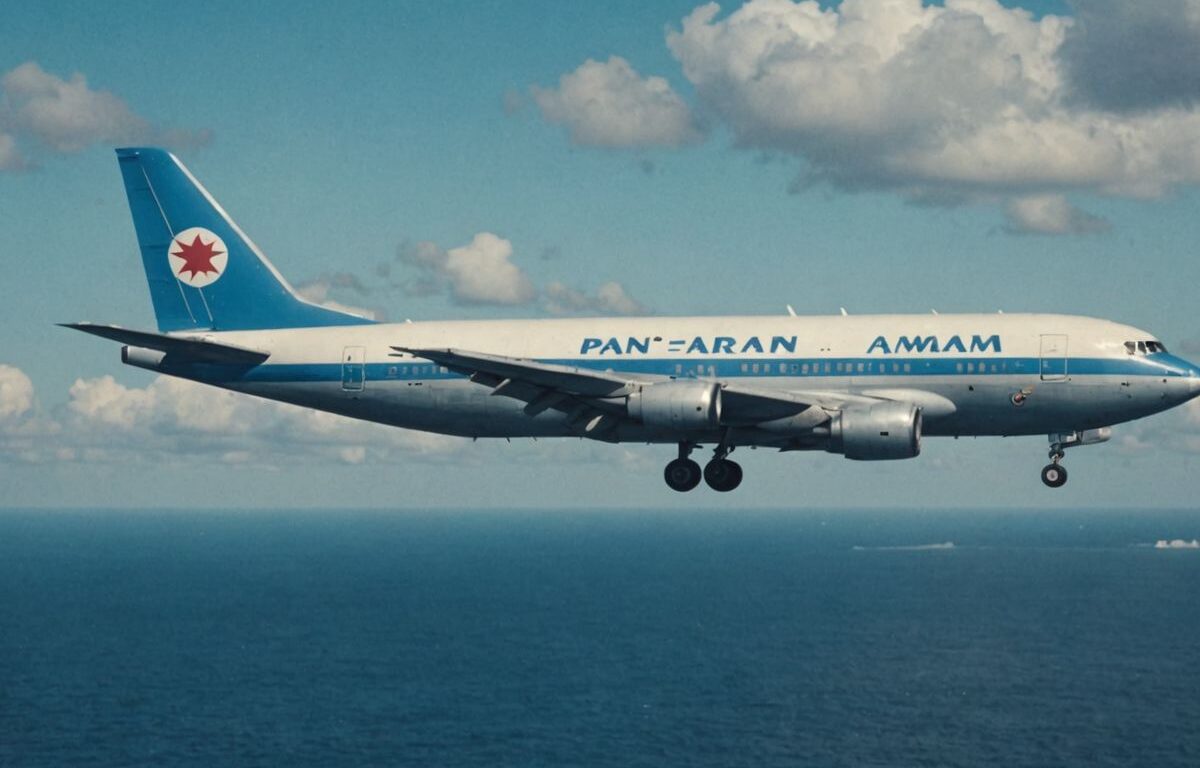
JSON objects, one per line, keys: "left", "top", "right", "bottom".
{"left": 1, "top": 509, "right": 1198, "bottom": 767}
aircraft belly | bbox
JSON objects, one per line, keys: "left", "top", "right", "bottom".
{"left": 224, "top": 370, "right": 1169, "bottom": 443}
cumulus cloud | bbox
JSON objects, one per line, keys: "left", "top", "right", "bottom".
{"left": 29, "top": 372, "right": 461, "bottom": 467}
{"left": 0, "top": 61, "right": 209, "bottom": 170}
{"left": 397, "top": 232, "right": 537, "bottom": 306}
{"left": 295, "top": 274, "right": 384, "bottom": 321}
{"left": 532, "top": 56, "right": 702, "bottom": 147}
{"left": 543, "top": 280, "right": 650, "bottom": 316}
{"left": 393, "top": 233, "right": 650, "bottom": 314}
{"left": 639, "top": 0, "right": 1200, "bottom": 228}
{"left": 443, "top": 233, "right": 538, "bottom": 305}
{"left": 0, "top": 365, "right": 34, "bottom": 421}
{"left": 0, "top": 364, "right": 647, "bottom": 470}
{"left": 299, "top": 234, "right": 643, "bottom": 318}
{"left": 1004, "top": 194, "right": 1110, "bottom": 235}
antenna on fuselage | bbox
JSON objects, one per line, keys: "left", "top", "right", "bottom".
{"left": 786, "top": 305, "right": 797, "bottom": 317}
{"left": 839, "top": 307, "right": 848, "bottom": 316}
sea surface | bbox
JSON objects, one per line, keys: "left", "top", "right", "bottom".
{"left": 1, "top": 508, "right": 1198, "bottom": 767}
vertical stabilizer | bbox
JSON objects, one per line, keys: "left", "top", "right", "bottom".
{"left": 115, "top": 147, "right": 373, "bottom": 332}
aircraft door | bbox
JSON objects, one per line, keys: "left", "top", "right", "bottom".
{"left": 1039, "top": 334, "right": 1068, "bottom": 381}
{"left": 341, "top": 346, "right": 366, "bottom": 391}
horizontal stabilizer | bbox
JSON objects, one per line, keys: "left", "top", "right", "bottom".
{"left": 61, "top": 323, "right": 270, "bottom": 365}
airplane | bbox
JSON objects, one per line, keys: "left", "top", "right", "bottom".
{"left": 66, "top": 148, "right": 1200, "bottom": 492}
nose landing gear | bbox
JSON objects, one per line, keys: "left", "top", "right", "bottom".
{"left": 1039, "top": 429, "right": 1111, "bottom": 488}
{"left": 1041, "top": 451, "right": 1068, "bottom": 488}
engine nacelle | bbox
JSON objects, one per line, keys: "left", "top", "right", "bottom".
{"left": 827, "top": 401, "right": 922, "bottom": 460}
{"left": 121, "top": 345, "right": 167, "bottom": 371}
{"left": 627, "top": 381, "right": 721, "bottom": 430}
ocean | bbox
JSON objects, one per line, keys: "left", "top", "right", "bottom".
{"left": 1, "top": 508, "right": 1197, "bottom": 767}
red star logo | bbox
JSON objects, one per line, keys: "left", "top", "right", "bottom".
{"left": 171, "top": 233, "right": 225, "bottom": 280}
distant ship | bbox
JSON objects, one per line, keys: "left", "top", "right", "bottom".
{"left": 1154, "top": 539, "right": 1200, "bottom": 549}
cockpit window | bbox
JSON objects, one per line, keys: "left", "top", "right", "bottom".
{"left": 1126, "top": 340, "right": 1167, "bottom": 356}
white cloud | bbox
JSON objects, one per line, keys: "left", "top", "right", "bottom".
{"left": 57, "top": 372, "right": 463, "bottom": 466}
{"left": 399, "top": 233, "right": 537, "bottom": 306}
{"left": 0, "top": 364, "right": 645, "bottom": 470}
{"left": 296, "top": 277, "right": 383, "bottom": 321}
{"left": 0, "top": 61, "right": 210, "bottom": 169}
{"left": 0, "top": 365, "right": 34, "bottom": 421}
{"left": 660, "top": 0, "right": 1200, "bottom": 222}
{"left": 1004, "top": 194, "right": 1109, "bottom": 235}
{"left": 543, "top": 280, "right": 650, "bottom": 316}
{"left": 444, "top": 233, "right": 538, "bottom": 305}
{"left": 532, "top": 56, "right": 702, "bottom": 147}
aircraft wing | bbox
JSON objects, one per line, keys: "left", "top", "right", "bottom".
{"left": 392, "top": 347, "right": 643, "bottom": 430}
{"left": 398, "top": 346, "right": 872, "bottom": 426}
{"left": 62, "top": 323, "right": 270, "bottom": 365}
{"left": 392, "top": 347, "right": 636, "bottom": 397}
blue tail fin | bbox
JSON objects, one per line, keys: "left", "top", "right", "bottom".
{"left": 115, "top": 147, "right": 374, "bottom": 332}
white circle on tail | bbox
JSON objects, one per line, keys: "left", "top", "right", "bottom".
{"left": 168, "top": 227, "right": 228, "bottom": 288}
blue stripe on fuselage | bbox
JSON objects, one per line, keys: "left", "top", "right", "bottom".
{"left": 163, "top": 353, "right": 1196, "bottom": 385}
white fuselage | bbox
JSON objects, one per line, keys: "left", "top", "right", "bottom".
{"left": 149, "top": 312, "right": 1200, "bottom": 447}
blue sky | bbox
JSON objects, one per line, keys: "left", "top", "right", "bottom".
{"left": 3, "top": 0, "right": 1200, "bottom": 509}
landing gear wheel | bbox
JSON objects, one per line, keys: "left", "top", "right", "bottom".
{"left": 704, "top": 459, "right": 743, "bottom": 492}
{"left": 665, "top": 458, "right": 702, "bottom": 492}
{"left": 1041, "top": 463, "right": 1068, "bottom": 488}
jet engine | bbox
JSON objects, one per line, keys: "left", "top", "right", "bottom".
{"left": 627, "top": 381, "right": 721, "bottom": 430}
{"left": 827, "top": 401, "right": 922, "bottom": 460}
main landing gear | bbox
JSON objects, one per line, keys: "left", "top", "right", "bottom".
{"left": 664, "top": 442, "right": 743, "bottom": 492}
